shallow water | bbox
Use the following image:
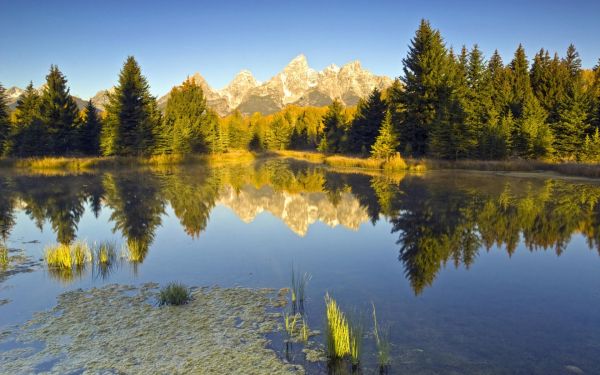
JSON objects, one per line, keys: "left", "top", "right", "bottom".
{"left": 1, "top": 158, "right": 600, "bottom": 374}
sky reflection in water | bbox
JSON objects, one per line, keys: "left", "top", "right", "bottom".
{"left": 1, "top": 160, "right": 600, "bottom": 374}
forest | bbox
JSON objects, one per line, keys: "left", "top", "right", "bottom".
{"left": 1, "top": 19, "right": 600, "bottom": 162}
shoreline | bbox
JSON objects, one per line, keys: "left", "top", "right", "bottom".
{"left": 1, "top": 150, "right": 600, "bottom": 179}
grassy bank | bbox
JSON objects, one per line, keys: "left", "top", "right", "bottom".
{"left": 0, "top": 150, "right": 256, "bottom": 172}
{"left": 272, "top": 150, "right": 426, "bottom": 172}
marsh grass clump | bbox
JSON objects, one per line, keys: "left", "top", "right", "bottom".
{"left": 44, "top": 241, "right": 92, "bottom": 270}
{"left": 291, "top": 268, "right": 311, "bottom": 313}
{"left": 0, "top": 245, "right": 8, "bottom": 270}
{"left": 93, "top": 241, "right": 117, "bottom": 279}
{"left": 325, "top": 293, "right": 351, "bottom": 359}
{"left": 348, "top": 313, "right": 365, "bottom": 369}
{"left": 158, "top": 282, "right": 192, "bottom": 306}
{"left": 284, "top": 312, "right": 300, "bottom": 337}
{"left": 372, "top": 304, "right": 391, "bottom": 373}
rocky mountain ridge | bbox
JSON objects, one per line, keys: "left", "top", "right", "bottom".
{"left": 4, "top": 54, "right": 392, "bottom": 116}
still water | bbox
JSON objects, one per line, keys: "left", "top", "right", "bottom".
{"left": 1, "top": 158, "right": 599, "bottom": 374}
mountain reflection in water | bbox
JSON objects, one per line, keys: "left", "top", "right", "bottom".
{"left": 1, "top": 159, "right": 600, "bottom": 295}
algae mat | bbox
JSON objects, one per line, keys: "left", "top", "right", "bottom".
{"left": 0, "top": 283, "right": 304, "bottom": 374}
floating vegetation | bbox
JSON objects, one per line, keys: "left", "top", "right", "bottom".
{"left": 291, "top": 267, "right": 311, "bottom": 313}
{"left": 158, "top": 282, "right": 192, "bottom": 306}
{"left": 325, "top": 293, "right": 351, "bottom": 359}
{"left": 372, "top": 303, "right": 391, "bottom": 373}
{"left": 0, "top": 284, "right": 302, "bottom": 374}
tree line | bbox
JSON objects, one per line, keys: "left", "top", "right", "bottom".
{"left": 1, "top": 19, "right": 600, "bottom": 161}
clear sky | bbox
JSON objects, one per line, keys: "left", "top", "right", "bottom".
{"left": 1, "top": 0, "right": 599, "bottom": 99}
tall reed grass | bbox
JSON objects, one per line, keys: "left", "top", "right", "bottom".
{"left": 372, "top": 303, "right": 391, "bottom": 371}
{"left": 0, "top": 245, "right": 8, "bottom": 270}
{"left": 291, "top": 268, "right": 311, "bottom": 313}
{"left": 325, "top": 293, "right": 351, "bottom": 359}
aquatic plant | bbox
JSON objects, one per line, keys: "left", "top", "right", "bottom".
{"left": 348, "top": 314, "right": 364, "bottom": 368}
{"left": 284, "top": 312, "right": 300, "bottom": 337}
{"left": 324, "top": 293, "right": 350, "bottom": 359}
{"left": 291, "top": 268, "right": 311, "bottom": 313}
{"left": 44, "top": 241, "right": 92, "bottom": 269}
{"left": 158, "top": 283, "right": 192, "bottom": 306}
{"left": 372, "top": 303, "right": 391, "bottom": 372}
{"left": 300, "top": 318, "right": 310, "bottom": 343}
{"left": 94, "top": 241, "right": 117, "bottom": 279}
{"left": 0, "top": 245, "right": 8, "bottom": 270}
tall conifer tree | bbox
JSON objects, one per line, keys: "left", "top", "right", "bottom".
{"left": 399, "top": 19, "right": 447, "bottom": 156}
{"left": 101, "top": 56, "right": 160, "bottom": 156}
{"left": 79, "top": 100, "right": 102, "bottom": 155}
{"left": 348, "top": 88, "right": 386, "bottom": 154}
{"left": 39, "top": 65, "right": 80, "bottom": 154}
{"left": 0, "top": 85, "right": 10, "bottom": 155}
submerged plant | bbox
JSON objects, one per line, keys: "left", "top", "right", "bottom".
{"left": 158, "top": 283, "right": 191, "bottom": 306}
{"left": 325, "top": 293, "right": 350, "bottom": 359}
{"left": 291, "top": 267, "right": 311, "bottom": 313}
{"left": 372, "top": 303, "right": 391, "bottom": 372}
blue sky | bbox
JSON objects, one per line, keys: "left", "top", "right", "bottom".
{"left": 1, "top": 0, "right": 599, "bottom": 99}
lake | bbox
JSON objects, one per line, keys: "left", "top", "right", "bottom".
{"left": 1, "top": 158, "right": 599, "bottom": 374}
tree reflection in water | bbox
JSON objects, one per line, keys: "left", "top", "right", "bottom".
{"left": 1, "top": 162, "right": 600, "bottom": 293}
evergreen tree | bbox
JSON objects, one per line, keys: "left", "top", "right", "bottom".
{"left": 163, "top": 77, "right": 211, "bottom": 154}
{"left": 371, "top": 111, "right": 399, "bottom": 159}
{"left": 593, "top": 59, "right": 600, "bottom": 130}
{"left": 320, "top": 99, "right": 346, "bottom": 153}
{"left": 101, "top": 56, "right": 160, "bottom": 156}
{"left": 553, "top": 45, "right": 589, "bottom": 159}
{"left": 399, "top": 19, "right": 448, "bottom": 156}
{"left": 266, "top": 116, "right": 293, "bottom": 150}
{"left": 514, "top": 93, "right": 553, "bottom": 158}
{"left": 348, "top": 88, "right": 386, "bottom": 154}
{"left": 487, "top": 50, "right": 512, "bottom": 115}
{"left": 508, "top": 44, "right": 534, "bottom": 117}
{"left": 0, "top": 85, "right": 10, "bottom": 155}
{"left": 78, "top": 100, "right": 102, "bottom": 155}
{"left": 10, "top": 83, "right": 46, "bottom": 156}
{"left": 39, "top": 65, "right": 80, "bottom": 154}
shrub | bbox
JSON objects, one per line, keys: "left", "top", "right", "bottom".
{"left": 158, "top": 283, "right": 192, "bottom": 306}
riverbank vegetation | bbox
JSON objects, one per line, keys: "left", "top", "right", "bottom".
{"left": 1, "top": 20, "right": 599, "bottom": 171}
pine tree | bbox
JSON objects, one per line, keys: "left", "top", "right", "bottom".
{"left": 0, "top": 85, "right": 10, "bottom": 155}
{"left": 163, "top": 77, "right": 212, "bottom": 154}
{"left": 371, "top": 111, "right": 399, "bottom": 159}
{"left": 399, "top": 19, "right": 448, "bottom": 156}
{"left": 553, "top": 45, "right": 589, "bottom": 159}
{"left": 593, "top": 59, "right": 600, "bottom": 130}
{"left": 514, "top": 93, "right": 553, "bottom": 158}
{"left": 79, "top": 100, "right": 102, "bottom": 155}
{"left": 508, "top": 44, "right": 534, "bottom": 117}
{"left": 487, "top": 50, "right": 512, "bottom": 115}
{"left": 320, "top": 99, "right": 346, "bottom": 153}
{"left": 39, "top": 65, "right": 80, "bottom": 154}
{"left": 348, "top": 88, "right": 386, "bottom": 154}
{"left": 101, "top": 56, "right": 160, "bottom": 156}
{"left": 10, "top": 83, "right": 46, "bottom": 156}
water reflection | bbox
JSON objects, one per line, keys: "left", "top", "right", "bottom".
{"left": 1, "top": 162, "right": 600, "bottom": 294}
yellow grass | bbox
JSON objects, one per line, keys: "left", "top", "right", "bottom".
{"left": 0, "top": 245, "right": 8, "bottom": 269}
{"left": 325, "top": 293, "right": 351, "bottom": 359}
{"left": 44, "top": 241, "right": 92, "bottom": 269}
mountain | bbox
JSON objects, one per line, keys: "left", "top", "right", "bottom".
{"left": 5, "top": 85, "right": 87, "bottom": 111}
{"left": 160, "top": 54, "right": 392, "bottom": 116}
{"left": 5, "top": 54, "right": 392, "bottom": 116}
